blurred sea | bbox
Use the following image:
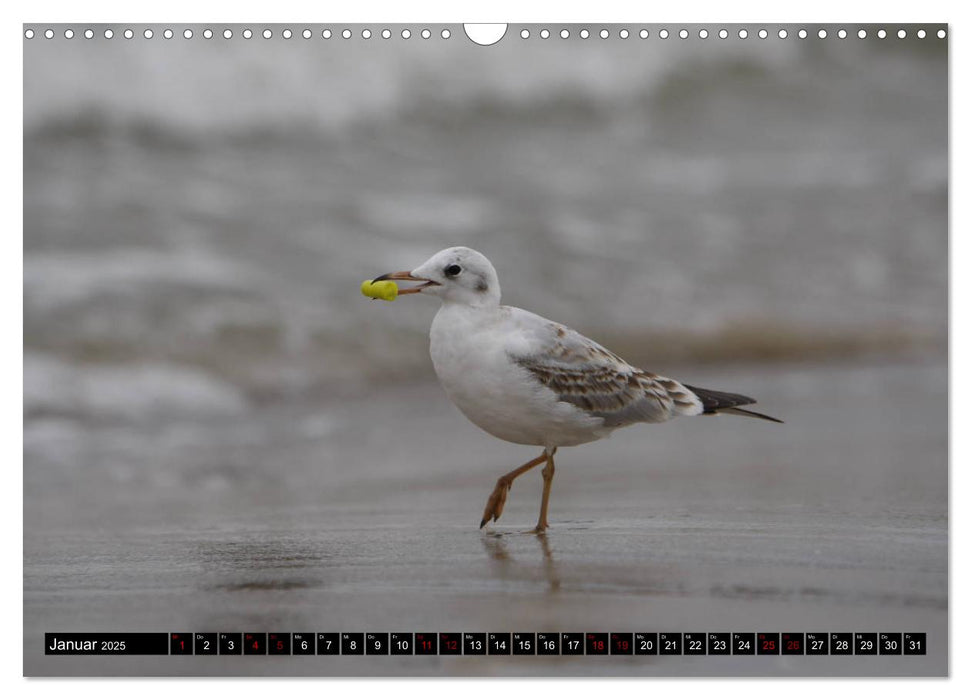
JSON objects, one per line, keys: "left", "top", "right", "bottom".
{"left": 24, "top": 26, "right": 946, "bottom": 453}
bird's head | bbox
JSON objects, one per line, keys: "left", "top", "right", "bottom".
{"left": 371, "top": 246, "right": 501, "bottom": 307}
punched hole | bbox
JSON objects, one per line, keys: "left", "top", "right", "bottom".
{"left": 464, "top": 23, "right": 507, "bottom": 46}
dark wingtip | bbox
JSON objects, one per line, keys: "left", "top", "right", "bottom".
{"left": 683, "top": 384, "right": 784, "bottom": 423}
{"left": 479, "top": 518, "right": 488, "bottom": 529}
{"left": 722, "top": 406, "right": 785, "bottom": 423}
{"left": 684, "top": 384, "right": 756, "bottom": 412}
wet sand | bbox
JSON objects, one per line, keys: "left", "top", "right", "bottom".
{"left": 23, "top": 360, "right": 947, "bottom": 676}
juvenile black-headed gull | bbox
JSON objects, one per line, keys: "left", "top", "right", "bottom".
{"left": 371, "top": 246, "right": 782, "bottom": 532}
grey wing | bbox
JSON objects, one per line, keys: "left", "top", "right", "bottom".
{"left": 509, "top": 320, "right": 703, "bottom": 427}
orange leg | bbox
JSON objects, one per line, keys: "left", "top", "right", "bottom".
{"left": 480, "top": 452, "right": 549, "bottom": 528}
{"left": 535, "top": 448, "right": 557, "bottom": 533}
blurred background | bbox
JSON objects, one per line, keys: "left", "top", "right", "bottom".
{"left": 24, "top": 25, "right": 947, "bottom": 676}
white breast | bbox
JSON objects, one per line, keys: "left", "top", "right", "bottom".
{"left": 429, "top": 303, "right": 607, "bottom": 448}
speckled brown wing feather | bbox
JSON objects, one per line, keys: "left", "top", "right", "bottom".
{"left": 510, "top": 320, "right": 703, "bottom": 427}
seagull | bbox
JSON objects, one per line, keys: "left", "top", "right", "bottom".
{"left": 371, "top": 246, "right": 782, "bottom": 533}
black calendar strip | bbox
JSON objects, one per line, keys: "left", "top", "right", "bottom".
{"left": 45, "top": 632, "right": 926, "bottom": 656}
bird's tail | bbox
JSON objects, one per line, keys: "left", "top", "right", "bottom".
{"left": 683, "top": 384, "right": 784, "bottom": 424}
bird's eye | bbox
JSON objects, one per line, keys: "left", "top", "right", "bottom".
{"left": 444, "top": 264, "right": 462, "bottom": 277}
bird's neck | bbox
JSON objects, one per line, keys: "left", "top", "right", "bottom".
{"left": 441, "top": 291, "right": 501, "bottom": 309}
{"left": 441, "top": 301, "right": 499, "bottom": 318}
{"left": 436, "top": 299, "right": 501, "bottom": 322}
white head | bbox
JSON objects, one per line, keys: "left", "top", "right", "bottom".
{"left": 371, "top": 246, "right": 501, "bottom": 307}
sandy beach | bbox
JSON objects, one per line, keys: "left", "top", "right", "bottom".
{"left": 24, "top": 359, "right": 947, "bottom": 676}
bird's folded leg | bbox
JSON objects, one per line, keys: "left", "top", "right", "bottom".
{"left": 480, "top": 452, "right": 548, "bottom": 528}
{"left": 480, "top": 478, "right": 511, "bottom": 527}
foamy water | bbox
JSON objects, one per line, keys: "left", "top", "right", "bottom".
{"left": 25, "top": 28, "right": 947, "bottom": 419}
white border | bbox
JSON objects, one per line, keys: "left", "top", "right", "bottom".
{"left": 5, "top": 0, "right": 963, "bottom": 698}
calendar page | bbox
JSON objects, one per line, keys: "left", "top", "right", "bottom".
{"left": 23, "top": 22, "right": 948, "bottom": 677}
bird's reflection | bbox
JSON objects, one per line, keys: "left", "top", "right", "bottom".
{"left": 481, "top": 530, "right": 561, "bottom": 592}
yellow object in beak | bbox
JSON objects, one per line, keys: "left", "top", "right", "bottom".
{"left": 361, "top": 279, "right": 399, "bottom": 301}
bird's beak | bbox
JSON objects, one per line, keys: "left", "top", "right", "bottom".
{"left": 370, "top": 270, "right": 440, "bottom": 295}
